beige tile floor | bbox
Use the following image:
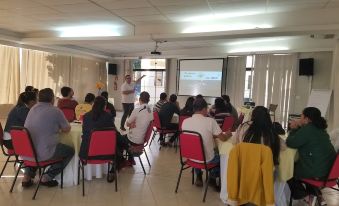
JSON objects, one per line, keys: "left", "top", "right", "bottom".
{"left": 0, "top": 116, "right": 338, "bottom": 206}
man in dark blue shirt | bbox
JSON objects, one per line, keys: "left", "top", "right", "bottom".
{"left": 158, "top": 94, "right": 180, "bottom": 145}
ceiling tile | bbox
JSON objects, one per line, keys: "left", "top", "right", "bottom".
{"left": 9, "top": 6, "right": 61, "bottom": 15}
{"left": 157, "top": 5, "right": 210, "bottom": 14}
{"left": 52, "top": 3, "right": 106, "bottom": 13}
{"left": 92, "top": 0, "right": 153, "bottom": 9}
{"left": 32, "top": 0, "right": 87, "bottom": 5}
{"left": 125, "top": 15, "right": 169, "bottom": 22}
{"left": 112, "top": 7, "right": 160, "bottom": 17}
{"left": 149, "top": 0, "right": 207, "bottom": 6}
{"left": 0, "top": 0, "right": 43, "bottom": 9}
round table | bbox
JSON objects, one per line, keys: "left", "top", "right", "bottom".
{"left": 55, "top": 123, "right": 109, "bottom": 187}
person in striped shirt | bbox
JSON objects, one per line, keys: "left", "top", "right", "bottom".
{"left": 153, "top": 92, "right": 167, "bottom": 112}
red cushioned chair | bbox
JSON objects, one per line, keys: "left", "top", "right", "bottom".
{"left": 175, "top": 130, "right": 219, "bottom": 202}
{"left": 0, "top": 123, "right": 18, "bottom": 178}
{"left": 61, "top": 108, "right": 75, "bottom": 122}
{"left": 221, "top": 116, "right": 235, "bottom": 132}
{"left": 289, "top": 153, "right": 339, "bottom": 206}
{"left": 78, "top": 128, "right": 117, "bottom": 196}
{"left": 149, "top": 112, "right": 177, "bottom": 148}
{"left": 238, "top": 113, "right": 245, "bottom": 125}
{"left": 127, "top": 121, "right": 153, "bottom": 175}
{"left": 178, "top": 115, "right": 190, "bottom": 131}
{"left": 10, "top": 126, "right": 64, "bottom": 200}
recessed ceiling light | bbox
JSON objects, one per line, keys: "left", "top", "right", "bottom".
{"left": 181, "top": 24, "right": 272, "bottom": 33}
{"left": 181, "top": 11, "right": 262, "bottom": 22}
{"left": 227, "top": 37, "right": 290, "bottom": 45}
{"left": 56, "top": 24, "right": 121, "bottom": 37}
{"left": 228, "top": 46, "right": 289, "bottom": 53}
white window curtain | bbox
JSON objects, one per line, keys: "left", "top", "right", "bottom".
{"left": 252, "top": 54, "right": 269, "bottom": 106}
{"left": 21, "top": 49, "right": 71, "bottom": 97}
{"left": 70, "top": 57, "right": 107, "bottom": 102}
{"left": 226, "top": 56, "right": 247, "bottom": 108}
{"left": 330, "top": 41, "right": 339, "bottom": 130}
{"left": 252, "top": 54, "right": 297, "bottom": 124}
{"left": 0, "top": 45, "right": 20, "bottom": 104}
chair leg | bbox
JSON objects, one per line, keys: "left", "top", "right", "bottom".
{"left": 0, "top": 156, "right": 11, "bottom": 178}
{"left": 77, "top": 159, "right": 80, "bottom": 185}
{"left": 10, "top": 162, "right": 22, "bottom": 193}
{"left": 33, "top": 167, "right": 46, "bottom": 200}
{"left": 149, "top": 131, "right": 156, "bottom": 147}
{"left": 175, "top": 165, "right": 184, "bottom": 193}
{"left": 191, "top": 168, "right": 195, "bottom": 185}
{"left": 60, "top": 167, "right": 63, "bottom": 189}
{"left": 82, "top": 163, "right": 85, "bottom": 196}
{"left": 144, "top": 151, "right": 151, "bottom": 167}
{"left": 289, "top": 193, "right": 293, "bottom": 206}
{"left": 114, "top": 158, "right": 118, "bottom": 192}
{"left": 202, "top": 171, "right": 210, "bottom": 202}
{"left": 138, "top": 156, "right": 146, "bottom": 175}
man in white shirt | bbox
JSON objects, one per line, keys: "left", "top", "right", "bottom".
{"left": 182, "top": 98, "right": 231, "bottom": 187}
{"left": 122, "top": 91, "right": 153, "bottom": 165}
{"left": 120, "top": 74, "right": 145, "bottom": 131}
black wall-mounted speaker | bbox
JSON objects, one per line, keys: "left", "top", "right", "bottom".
{"left": 108, "top": 63, "right": 117, "bottom": 75}
{"left": 299, "top": 58, "right": 314, "bottom": 76}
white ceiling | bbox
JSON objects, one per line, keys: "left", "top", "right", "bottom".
{"left": 0, "top": 0, "right": 339, "bottom": 58}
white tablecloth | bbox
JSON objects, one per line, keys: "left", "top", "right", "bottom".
{"left": 55, "top": 123, "right": 110, "bottom": 187}
{"left": 217, "top": 139, "right": 296, "bottom": 205}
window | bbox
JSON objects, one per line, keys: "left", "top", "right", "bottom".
{"left": 244, "top": 55, "right": 254, "bottom": 102}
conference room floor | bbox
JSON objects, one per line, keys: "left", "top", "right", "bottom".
{"left": 0, "top": 119, "right": 338, "bottom": 206}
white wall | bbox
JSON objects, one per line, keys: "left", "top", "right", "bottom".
{"left": 292, "top": 52, "right": 333, "bottom": 115}
{"left": 107, "top": 60, "right": 130, "bottom": 111}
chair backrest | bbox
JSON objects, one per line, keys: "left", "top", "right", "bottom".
{"left": 143, "top": 121, "right": 154, "bottom": 146}
{"left": 87, "top": 128, "right": 117, "bottom": 159}
{"left": 61, "top": 108, "right": 75, "bottom": 122}
{"left": 10, "top": 127, "right": 36, "bottom": 159}
{"left": 222, "top": 116, "right": 235, "bottom": 132}
{"left": 153, "top": 112, "right": 162, "bottom": 129}
{"left": 327, "top": 153, "right": 339, "bottom": 181}
{"left": 269, "top": 104, "right": 278, "bottom": 112}
{"left": 0, "top": 122, "right": 4, "bottom": 146}
{"left": 179, "top": 115, "right": 190, "bottom": 131}
{"left": 238, "top": 113, "right": 245, "bottom": 125}
{"left": 179, "top": 130, "right": 206, "bottom": 162}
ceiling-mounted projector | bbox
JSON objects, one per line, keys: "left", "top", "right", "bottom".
{"left": 150, "top": 50, "right": 161, "bottom": 55}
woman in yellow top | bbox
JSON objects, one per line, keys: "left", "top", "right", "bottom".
{"left": 75, "top": 93, "right": 95, "bottom": 120}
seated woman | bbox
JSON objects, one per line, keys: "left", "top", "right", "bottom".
{"left": 75, "top": 93, "right": 95, "bottom": 120}
{"left": 79, "top": 96, "right": 123, "bottom": 182}
{"left": 286, "top": 107, "right": 336, "bottom": 203}
{"left": 180, "top": 96, "right": 194, "bottom": 116}
{"left": 210, "top": 97, "right": 231, "bottom": 128}
{"left": 233, "top": 106, "right": 281, "bottom": 166}
{"left": 3, "top": 92, "right": 37, "bottom": 149}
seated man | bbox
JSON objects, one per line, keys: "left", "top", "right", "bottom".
{"left": 182, "top": 98, "right": 231, "bottom": 188}
{"left": 123, "top": 91, "right": 153, "bottom": 165}
{"left": 57, "top": 86, "right": 78, "bottom": 110}
{"left": 158, "top": 94, "right": 180, "bottom": 145}
{"left": 153, "top": 92, "right": 167, "bottom": 112}
{"left": 23, "top": 88, "right": 75, "bottom": 187}
{"left": 75, "top": 93, "right": 95, "bottom": 120}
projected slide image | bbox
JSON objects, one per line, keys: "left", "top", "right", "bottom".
{"left": 180, "top": 71, "right": 222, "bottom": 81}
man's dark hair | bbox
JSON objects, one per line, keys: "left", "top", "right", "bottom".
{"left": 196, "top": 94, "right": 203, "bottom": 99}
{"left": 61, "top": 86, "right": 72, "bottom": 97}
{"left": 25, "top": 86, "right": 34, "bottom": 92}
{"left": 193, "top": 98, "right": 208, "bottom": 112}
{"left": 169, "top": 94, "right": 177, "bottom": 103}
{"left": 101, "top": 91, "right": 109, "bottom": 100}
{"left": 139, "top": 91, "right": 150, "bottom": 103}
{"left": 85, "top": 93, "right": 95, "bottom": 103}
{"left": 39, "top": 88, "right": 54, "bottom": 103}
{"left": 160, "top": 92, "right": 167, "bottom": 101}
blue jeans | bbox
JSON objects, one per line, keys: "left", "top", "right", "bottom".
{"left": 195, "top": 155, "right": 220, "bottom": 178}
{"left": 25, "top": 143, "right": 74, "bottom": 180}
